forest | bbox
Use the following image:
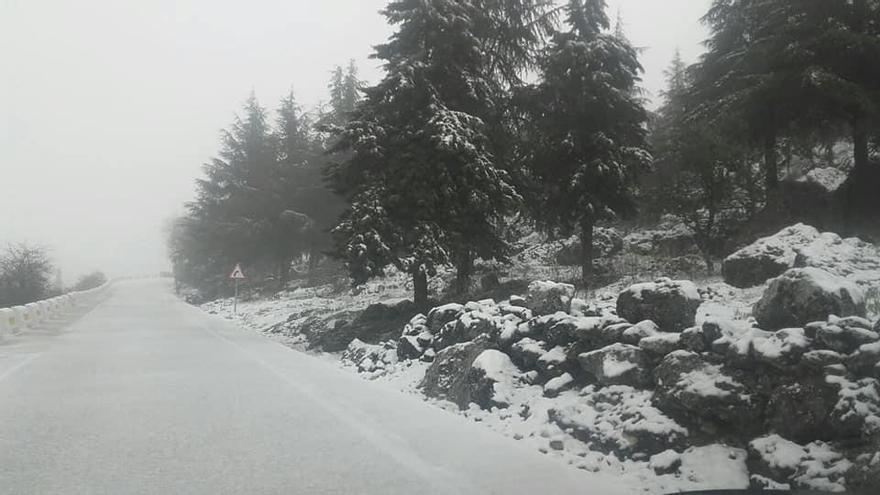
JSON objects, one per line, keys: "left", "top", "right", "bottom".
{"left": 168, "top": 0, "right": 880, "bottom": 307}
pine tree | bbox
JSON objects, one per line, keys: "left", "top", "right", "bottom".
{"left": 768, "top": 0, "right": 879, "bottom": 177}
{"left": 186, "top": 93, "right": 303, "bottom": 289}
{"left": 651, "top": 54, "right": 753, "bottom": 273}
{"left": 330, "top": 0, "right": 544, "bottom": 305}
{"left": 520, "top": 0, "right": 650, "bottom": 286}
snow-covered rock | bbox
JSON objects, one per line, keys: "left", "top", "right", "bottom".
{"left": 722, "top": 224, "right": 821, "bottom": 288}
{"left": 753, "top": 268, "right": 866, "bottom": 330}
{"left": 467, "top": 349, "right": 521, "bottom": 409}
{"left": 420, "top": 336, "right": 494, "bottom": 409}
{"left": 764, "top": 374, "right": 839, "bottom": 443}
{"left": 543, "top": 372, "right": 575, "bottom": 398}
{"left": 341, "top": 339, "right": 399, "bottom": 376}
{"left": 578, "top": 343, "right": 651, "bottom": 388}
{"left": 617, "top": 278, "right": 702, "bottom": 332}
{"left": 806, "top": 315, "right": 879, "bottom": 355}
{"left": 639, "top": 332, "right": 685, "bottom": 357}
{"left": 554, "top": 228, "right": 624, "bottom": 265}
{"left": 525, "top": 281, "right": 575, "bottom": 316}
{"left": 318, "top": 299, "right": 419, "bottom": 352}
{"left": 846, "top": 341, "right": 880, "bottom": 378}
{"left": 536, "top": 345, "right": 568, "bottom": 379}
{"left": 800, "top": 167, "right": 848, "bottom": 193}
{"left": 548, "top": 385, "right": 688, "bottom": 457}
{"left": 508, "top": 337, "right": 547, "bottom": 370}
{"left": 653, "top": 351, "right": 760, "bottom": 436}
{"left": 723, "top": 224, "right": 880, "bottom": 290}
{"left": 747, "top": 434, "right": 853, "bottom": 492}
{"left": 621, "top": 319, "right": 661, "bottom": 345}
{"left": 825, "top": 374, "right": 880, "bottom": 439}
{"left": 623, "top": 216, "right": 696, "bottom": 256}
{"left": 426, "top": 303, "right": 463, "bottom": 333}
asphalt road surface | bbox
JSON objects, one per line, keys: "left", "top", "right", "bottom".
{"left": 0, "top": 280, "right": 631, "bottom": 495}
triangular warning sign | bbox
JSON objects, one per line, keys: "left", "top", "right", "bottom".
{"left": 229, "top": 263, "right": 246, "bottom": 280}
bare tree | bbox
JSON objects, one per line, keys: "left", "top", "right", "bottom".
{"left": 0, "top": 243, "right": 54, "bottom": 307}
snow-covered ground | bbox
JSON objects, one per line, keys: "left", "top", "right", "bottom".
{"left": 196, "top": 223, "right": 880, "bottom": 494}
{"left": 200, "top": 277, "right": 770, "bottom": 494}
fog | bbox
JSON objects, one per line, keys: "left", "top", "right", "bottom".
{"left": 1, "top": 0, "right": 708, "bottom": 283}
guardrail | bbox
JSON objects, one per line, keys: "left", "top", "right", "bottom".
{"left": 0, "top": 282, "right": 112, "bottom": 337}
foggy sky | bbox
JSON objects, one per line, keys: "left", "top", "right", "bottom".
{"left": 1, "top": 0, "right": 708, "bottom": 284}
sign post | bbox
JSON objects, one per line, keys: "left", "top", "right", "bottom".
{"left": 229, "top": 263, "right": 246, "bottom": 315}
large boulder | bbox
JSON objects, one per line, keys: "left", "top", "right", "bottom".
{"left": 578, "top": 343, "right": 651, "bottom": 388}
{"left": 420, "top": 336, "right": 495, "bottom": 409}
{"left": 747, "top": 435, "right": 853, "bottom": 492}
{"left": 724, "top": 223, "right": 880, "bottom": 290}
{"left": 623, "top": 216, "right": 697, "bottom": 256}
{"left": 764, "top": 374, "right": 839, "bottom": 443}
{"left": 753, "top": 268, "right": 866, "bottom": 331}
{"left": 465, "top": 350, "right": 522, "bottom": 409}
{"left": 616, "top": 278, "right": 702, "bottom": 332}
{"left": 548, "top": 385, "right": 688, "bottom": 457}
{"left": 317, "top": 299, "right": 419, "bottom": 352}
{"left": 653, "top": 351, "right": 762, "bottom": 437}
{"left": 397, "top": 314, "right": 431, "bottom": 360}
{"left": 508, "top": 337, "right": 547, "bottom": 370}
{"left": 722, "top": 224, "right": 820, "bottom": 288}
{"left": 806, "top": 315, "right": 879, "bottom": 356}
{"left": 425, "top": 303, "right": 464, "bottom": 334}
{"left": 525, "top": 281, "right": 575, "bottom": 316}
{"left": 824, "top": 375, "right": 880, "bottom": 440}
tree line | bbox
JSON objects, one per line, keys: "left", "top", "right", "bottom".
{"left": 0, "top": 243, "right": 106, "bottom": 307}
{"left": 170, "top": 0, "right": 879, "bottom": 306}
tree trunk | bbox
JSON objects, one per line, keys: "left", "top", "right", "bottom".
{"left": 579, "top": 217, "right": 595, "bottom": 288}
{"left": 278, "top": 257, "right": 291, "bottom": 290}
{"left": 704, "top": 256, "right": 715, "bottom": 275}
{"left": 853, "top": 115, "right": 870, "bottom": 176}
{"left": 455, "top": 250, "right": 473, "bottom": 295}
{"left": 307, "top": 245, "right": 320, "bottom": 286}
{"left": 763, "top": 135, "right": 779, "bottom": 194}
{"left": 413, "top": 268, "right": 429, "bottom": 310}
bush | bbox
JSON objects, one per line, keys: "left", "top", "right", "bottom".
{"left": 0, "top": 243, "right": 54, "bottom": 306}
{"left": 73, "top": 271, "right": 107, "bottom": 291}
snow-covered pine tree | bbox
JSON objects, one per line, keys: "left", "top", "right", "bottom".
{"left": 760, "top": 0, "right": 879, "bottom": 180}
{"left": 520, "top": 0, "right": 650, "bottom": 287}
{"left": 331, "top": 0, "right": 548, "bottom": 306}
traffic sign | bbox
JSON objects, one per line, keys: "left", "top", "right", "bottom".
{"left": 229, "top": 263, "right": 246, "bottom": 280}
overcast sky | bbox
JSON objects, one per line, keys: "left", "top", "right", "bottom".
{"left": 0, "top": 0, "right": 709, "bottom": 284}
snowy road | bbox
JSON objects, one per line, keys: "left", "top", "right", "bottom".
{"left": 0, "top": 280, "right": 633, "bottom": 495}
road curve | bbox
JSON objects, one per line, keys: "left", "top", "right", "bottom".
{"left": 0, "top": 280, "right": 632, "bottom": 495}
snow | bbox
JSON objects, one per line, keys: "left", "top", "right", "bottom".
{"left": 748, "top": 435, "right": 854, "bottom": 492}
{"left": 677, "top": 362, "right": 745, "bottom": 399}
{"left": 725, "top": 223, "right": 820, "bottom": 270}
{"left": 512, "top": 338, "right": 545, "bottom": 356}
{"left": 750, "top": 434, "right": 807, "bottom": 472}
{"left": 752, "top": 328, "right": 811, "bottom": 360}
{"left": 602, "top": 353, "right": 638, "bottom": 378}
{"left": 538, "top": 345, "right": 567, "bottom": 366}
{"left": 190, "top": 224, "right": 880, "bottom": 494}
{"left": 677, "top": 445, "right": 749, "bottom": 490}
{"left": 825, "top": 375, "right": 880, "bottom": 435}
{"left": 796, "top": 266, "right": 867, "bottom": 306}
{"left": 648, "top": 450, "right": 681, "bottom": 472}
{"left": 472, "top": 350, "right": 518, "bottom": 383}
{"left": 544, "top": 373, "right": 574, "bottom": 395}
{"left": 197, "top": 279, "right": 759, "bottom": 495}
